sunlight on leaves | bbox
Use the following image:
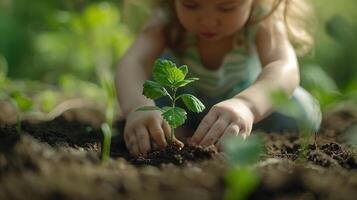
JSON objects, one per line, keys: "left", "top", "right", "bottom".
{"left": 180, "top": 94, "right": 205, "bottom": 113}
{"left": 153, "top": 59, "right": 185, "bottom": 86}
{"left": 162, "top": 107, "right": 187, "bottom": 128}
{"left": 143, "top": 80, "right": 168, "bottom": 100}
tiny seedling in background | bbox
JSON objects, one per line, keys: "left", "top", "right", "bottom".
{"left": 270, "top": 91, "right": 320, "bottom": 158}
{"left": 137, "top": 59, "right": 205, "bottom": 143}
{"left": 10, "top": 91, "right": 34, "bottom": 133}
{"left": 100, "top": 75, "right": 116, "bottom": 165}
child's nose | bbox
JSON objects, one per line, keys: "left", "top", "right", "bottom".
{"left": 198, "top": 15, "right": 219, "bottom": 28}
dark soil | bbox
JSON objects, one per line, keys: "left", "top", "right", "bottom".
{"left": 1, "top": 105, "right": 357, "bottom": 200}
{"left": 131, "top": 143, "right": 218, "bottom": 166}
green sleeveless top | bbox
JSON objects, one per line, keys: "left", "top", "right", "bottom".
{"left": 164, "top": 30, "right": 262, "bottom": 107}
{"left": 182, "top": 33, "right": 261, "bottom": 99}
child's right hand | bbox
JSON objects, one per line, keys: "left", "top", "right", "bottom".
{"left": 124, "top": 109, "right": 183, "bottom": 157}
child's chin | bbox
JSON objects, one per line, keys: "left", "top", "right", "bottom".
{"left": 198, "top": 34, "right": 221, "bottom": 42}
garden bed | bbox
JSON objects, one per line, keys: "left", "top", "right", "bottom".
{"left": 1, "top": 105, "right": 357, "bottom": 200}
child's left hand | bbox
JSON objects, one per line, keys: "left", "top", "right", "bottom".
{"left": 190, "top": 98, "right": 254, "bottom": 151}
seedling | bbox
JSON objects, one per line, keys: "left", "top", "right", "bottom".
{"left": 10, "top": 92, "right": 34, "bottom": 133}
{"left": 99, "top": 73, "right": 116, "bottom": 165}
{"left": 223, "top": 134, "right": 263, "bottom": 200}
{"left": 137, "top": 59, "right": 205, "bottom": 143}
{"left": 270, "top": 91, "right": 318, "bottom": 159}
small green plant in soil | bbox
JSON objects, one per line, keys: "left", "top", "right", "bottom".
{"left": 99, "top": 74, "right": 116, "bottom": 165}
{"left": 0, "top": 58, "right": 35, "bottom": 133}
{"left": 9, "top": 92, "right": 34, "bottom": 133}
{"left": 223, "top": 134, "right": 264, "bottom": 200}
{"left": 137, "top": 59, "right": 205, "bottom": 143}
{"left": 270, "top": 91, "right": 318, "bottom": 159}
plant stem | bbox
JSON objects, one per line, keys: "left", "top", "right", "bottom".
{"left": 101, "top": 123, "right": 112, "bottom": 165}
{"left": 170, "top": 87, "right": 178, "bottom": 142}
{"left": 16, "top": 113, "right": 21, "bottom": 133}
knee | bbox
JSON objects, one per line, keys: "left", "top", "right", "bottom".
{"left": 292, "top": 87, "right": 322, "bottom": 132}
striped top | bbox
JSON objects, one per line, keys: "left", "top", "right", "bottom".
{"left": 183, "top": 39, "right": 261, "bottom": 97}
{"left": 164, "top": 33, "right": 262, "bottom": 107}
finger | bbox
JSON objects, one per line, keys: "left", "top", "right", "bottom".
{"left": 199, "top": 117, "right": 228, "bottom": 147}
{"left": 148, "top": 122, "right": 167, "bottom": 149}
{"left": 135, "top": 126, "right": 151, "bottom": 155}
{"left": 191, "top": 111, "right": 218, "bottom": 145}
{"left": 237, "top": 122, "right": 251, "bottom": 139}
{"left": 126, "top": 133, "right": 140, "bottom": 157}
{"left": 162, "top": 121, "right": 184, "bottom": 148}
{"left": 162, "top": 120, "right": 172, "bottom": 141}
{"left": 123, "top": 127, "right": 133, "bottom": 150}
{"left": 216, "top": 123, "right": 240, "bottom": 151}
{"left": 123, "top": 126, "right": 132, "bottom": 145}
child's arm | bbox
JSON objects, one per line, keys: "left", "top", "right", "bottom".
{"left": 237, "top": 19, "right": 300, "bottom": 122}
{"left": 116, "top": 17, "right": 165, "bottom": 117}
{"left": 191, "top": 19, "right": 299, "bottom": 149}
{"left": 116, "top": 15, "right": 183, "bottom": 156}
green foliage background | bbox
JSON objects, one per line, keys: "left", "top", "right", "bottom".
{"left": 0, "top": 0, "right": 356, "bottom": 113}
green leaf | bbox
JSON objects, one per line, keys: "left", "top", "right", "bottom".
{"left": 179, "top": 65, "right": 188, "bottom": 77}
{"left": 180, "top": 94, "right": 205, "bottom": 113}
{"left": 173, "top": 77, "right": 199, "bottom": 88}
{"left": 142, "top": 80, "right": 168, "bottom": 100}
{"left": 136, "top": 106, "right": 162, "bottom": 112}
{"left": 0, "top": 55, "right": 8, "bottom": 83}
{"left": 153, "top": 59, "right": 185, "bottom": 86}
{"left": 326, "top": 15, "right": 354, "bottom": 43}
{"left": 224, "top": 168, "right": 259, "bottom": 200}
{"left": 301, "top": 65, "right": 339, "bottom": 93}
{"left": 102, "top": 78, "right": 116, "bottom": 100}
{"left": 162, "top": 106, "right": 172, "bottom": 112}
{"left": 10, "top": 91, "right": 33, "bottom": 112}
{"left": 162, "top": 107, "right": 187, "bottom": 128}
{"left": 223, "top": 134, "right": 263, "bottom": 166}
{"left": 270, "top": 91, "right": 305, "bottom": 124}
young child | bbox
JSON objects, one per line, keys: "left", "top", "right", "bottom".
{"left": 116, "top": 0, "right": 321, "bottom": 156}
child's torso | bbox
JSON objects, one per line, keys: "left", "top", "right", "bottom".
{"left": 165, "top": 33, "right": 261, "bottom": 103}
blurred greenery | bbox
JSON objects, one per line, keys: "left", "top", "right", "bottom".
{"left": 0, "top": 0, "right": 356, "bottom": 115}
{"left": 0, "top": 0, "right": 130, "bottom": 83}
{"left": 223, "top": 134, "right": 263, "bottom": 200}
{"left": 300, "top": 0, "right": 357, "bottom": 110}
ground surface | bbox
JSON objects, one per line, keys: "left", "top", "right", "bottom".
{"left": 1, "top": 102, "right": 357, "bottom": 200}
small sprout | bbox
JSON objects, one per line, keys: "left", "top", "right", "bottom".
{"left": 137, "top": 59, "right": 205, "bottom": 142}
{"left": 270, "top": 90, "right": 319, "bottom": 158}
{"left": 101, "top": 123, "right": 112, "bottom": 164}
{"left": 223, "top": 134, "right": 263, "bottom": 167}
{"left": 223, "top": 134, "right": 264, "bottom": 200}
{"left": 10, "top": 91, "right": 34, "bottom": 133}
{"left": 99, "top": 69, "right": 116, "bottom": 165}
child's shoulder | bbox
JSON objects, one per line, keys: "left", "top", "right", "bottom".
{"left": 138, "top": 9, "right": 169, "bottom": 37}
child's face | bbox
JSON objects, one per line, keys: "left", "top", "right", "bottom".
{"left": 175, "top": 0, "right": 253, "bottom": 42}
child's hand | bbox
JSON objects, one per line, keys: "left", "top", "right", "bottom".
{"left": 190, "top": 98, "right": 254, "bottom": 151}
{"left": 124, "top": 109, "right": 183, "bottom": 157}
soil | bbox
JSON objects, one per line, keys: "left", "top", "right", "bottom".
{"left": 1, "top": 104, "right": 357, "bottom": 200}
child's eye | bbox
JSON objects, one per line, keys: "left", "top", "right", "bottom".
{"left": 182, "top": 1, "right": 199, "bottom": 10}
{"left": 219, "top": 6, "right": 237, "bottom": 12}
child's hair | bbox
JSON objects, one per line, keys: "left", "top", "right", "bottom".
{"left": 124, "top": 0, "right": 316, "bottom": 56}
